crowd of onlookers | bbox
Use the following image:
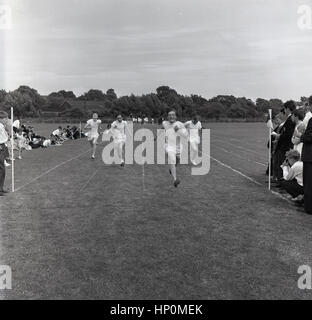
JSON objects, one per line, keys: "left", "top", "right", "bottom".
{"left": 268, "top": 97, "right": 312, "bottom": 215}
{"left": 0, "top": 109, "right": 86, "bottom": 195}
{"left": 7, "top": 120, "right": 84, "bottom": 163}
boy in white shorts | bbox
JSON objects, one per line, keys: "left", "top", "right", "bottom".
{"left": 110, "top": 115, "right": 129, "bottom": 166}
{"left": 159, "top": 110, "right": 188, "bottom": 187}
{"left": 184, "top": 115, "right": 202, "bottom": 165}
{"left": 85, "top": 113, "right": 102, "bottom": 159}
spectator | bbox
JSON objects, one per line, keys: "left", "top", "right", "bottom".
{"left": 0, "top": 111, "right": 10, "bottom": 196}
{"left": 303, "top": 96, "right": 312, "bottom": 126}
{"left": 268, "top": 111, "right": 287, "bottom": 178}
{"left": 301, "top": 117, "right": 312, "bottom": 214}
{"left": 15, "top": 128, "right": 29, "bottom": 159}
{"left": 273, "top": 100, "right": 296, "bottom": 183}
{"left": 52, "top": 126, "right": 62, "bottom": 137}
{"left": 280, "top": 150, "right": 303, "bottom": 200}
{"left": 65, "top": 126, "right": 74, "bottom": 139}
{"left": 291, "top": 108, "right": 306, "bottom": 155}
{"left": 52, "top": 126, "right": 64, "bottom": 144}
{"left": 12, "top": 117, "right": 21, "bottom": 133}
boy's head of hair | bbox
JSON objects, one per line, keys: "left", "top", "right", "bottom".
{"left": 292, "top": 108, "right": 305, "bottom": 121}
{"left": 283, "top": 100, "right": 296, "bottom": 114}
{"left": 286, "top": 149, "right": 301, "bottom": 162}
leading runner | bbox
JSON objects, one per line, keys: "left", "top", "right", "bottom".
{"left": 157, "top": 110, "right": 188, "bottom": 187}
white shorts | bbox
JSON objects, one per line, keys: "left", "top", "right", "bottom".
{"left": 165, "top": 145, "right": 182, "bottom": 165}
{"left": 114, "top": 135, "right": 126, "bottom": 144}
{"left": 190, "top": 137, "right": 200, "bottom": 145}
{"left": 165, "top": 144, "right": 183, "bottom": 155}
{"left": 88, "top": 134, "right": 99, "bottom": 143}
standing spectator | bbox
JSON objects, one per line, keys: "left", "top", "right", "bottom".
{"left": 273, "top": 100, "right": 296, "bottom": 183}
{"left": 291, "top": 108, "right": 306, "bottom": 156}
{"left": 303, "top": 96, "right": 312, "bottom": 127}
{"left": 0, "top": 111, "right": 10, "bottom": 196}
{"left": 301, "top": 117, "right": 312, "bottom": 214}
{"left": 268, "top": 111, "right": 286, "bottom": 178}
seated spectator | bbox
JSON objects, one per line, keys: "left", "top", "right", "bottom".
{"left": 61, "top": 128, "right": 69, "bottom": 140}
{"left": 280, "top": 150, "right": 303, "bottom": 200}
{"left": 52, "top": 126, "right": 62, "bottom": 137}
{"left": 52, "top": 126, "right": 64, "bottom": 143}
{"left": 29, "top": 136, "right": 44, "bottom": 149}
{"left": 42, "top": 138, "right": 52, "bottom": 148}
{"left": 65, "top": 126, "right": 74, "bottom": 139}
{"left": 12, "top": 118, "right": 21, "bottom": 134}
{"left": 72, "top": 126, "right": 84, "bottom": 139}
{"left": 50, "top": 134, "right": 62, "bottom": 145}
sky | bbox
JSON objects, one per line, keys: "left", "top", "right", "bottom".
{"left": 1, "top": 0, "right": 312, "bottom": 100}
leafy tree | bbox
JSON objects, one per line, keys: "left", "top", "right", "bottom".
{"left": 106, "top": 89, "right": 117, "bottom": 101}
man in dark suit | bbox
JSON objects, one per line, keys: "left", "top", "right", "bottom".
{"left": 301, "top": 117, "right": 312, "bottom": 214}
{"left": 273, "top": 100, "right": 296, "bottom": 182}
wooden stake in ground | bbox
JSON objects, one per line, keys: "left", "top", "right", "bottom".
{"left": 267, "top": 109, "right": 273, "bottom": 190}
{"left": 11, "top": 107, "right": 15, "bottom": 193}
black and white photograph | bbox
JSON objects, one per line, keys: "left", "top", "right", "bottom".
{"left": 1, "top": 0, "right": 312, "bottom": 306}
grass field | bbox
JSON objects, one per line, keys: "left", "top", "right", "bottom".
{"left": 0, "top": 122, "right": 312, "bottom": 300}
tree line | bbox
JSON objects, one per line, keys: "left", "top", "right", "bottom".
{"left": 0, "top": 85, "right": 293, "bottom": 120}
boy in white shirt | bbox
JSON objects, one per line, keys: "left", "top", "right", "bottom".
{"left": 157, "top": 110, "right": 188, "bottom": 187}
{"left": 184, "top": 115, "right": 202, "bottom": 165}
{"left": 109, "top": 115, "right": 129, "bottom": 166}
{"left": 85, "top": 113, "right": 102, "bottom": 159}
{"left": 280, "top": 150, "right": 303, "bottom": 199}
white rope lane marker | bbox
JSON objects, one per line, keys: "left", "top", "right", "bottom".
{"left": 213, "top": 145, "right": 267, "bottom": 167}
{"left": 200, "top": 151, "right": 294, "bottom": 204}
{"left": 210, "top": 135, "right": 267, "bottom": 159}
{"left": 209, "top": 155, "right": 263, "bottom": 186}
{"left": 79, "top": 167, "right": 101, "bottom": 192}
{"left": 14, "top": 147, "right": 92, "bottom": 192}
{"left": 142, "top": 161, "right": 145, "bottom": 192}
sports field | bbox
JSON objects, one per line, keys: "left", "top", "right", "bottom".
{"left": 0, "top": 122, "right": 312, "bottom": 299}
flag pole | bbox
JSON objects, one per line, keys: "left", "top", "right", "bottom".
{"left": 11, "top": 107, "right": 15, "bottom": 193}
{"left": 268, "top": 109, "right": 272, "bottom": 191}
{"left": 79, "top": 120, "right": 82, "bottom": 139}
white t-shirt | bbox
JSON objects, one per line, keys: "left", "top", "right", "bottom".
{"left": 13, "top": 120, "right": 20, "bottom": 129}
{"left": 184, "top": 120, "right": 202, "bottom": 142}
{"left": 87, "top": 119, "right": 102, "bottom": 137}
{"left": 43, "top": 139, "right": 51, "bottom": 147}
{"left": 303, "top": 111, "right": 312, "bottom": 127}
{"left": 162, "top": 121, "right": 187, "bottom": 153}
{"left": 282, "top": 161, "right": 303, "bottom": 186}
{"left": 0, "top": 123, "right": 8, "bottom": 144}
{"left": 292, "top": 122, "right": 304, "bottom": 155}
{"left": 52, "top": 129, "right": 62, "bottom": 136}
{"left": 111, "top": 120, "right": 127, "bottom": 140}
